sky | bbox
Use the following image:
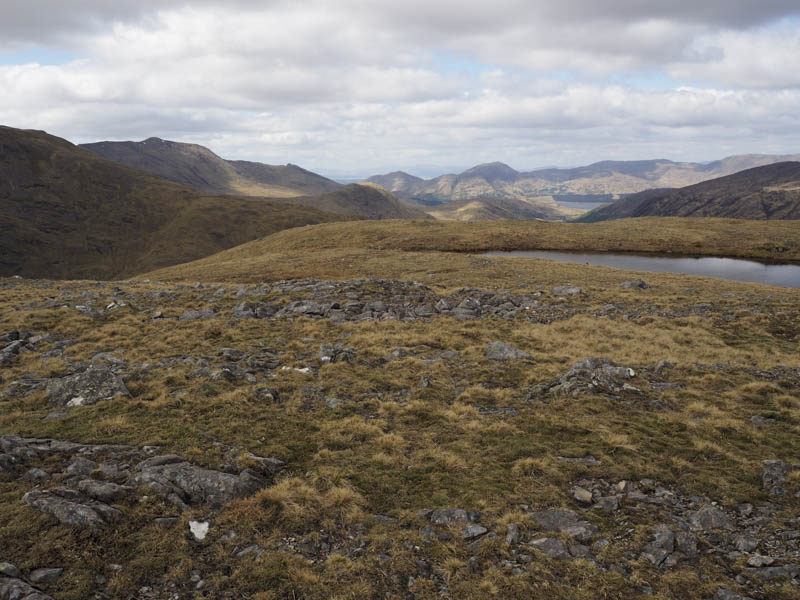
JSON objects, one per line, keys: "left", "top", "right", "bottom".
{"left": 1, "top": 1, "right": 799, "bottom": 178}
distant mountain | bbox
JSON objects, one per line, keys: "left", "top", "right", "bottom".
{"left": 425, "top": 196, "right": 576, "bottom": 222}
{"left": 288, "top": 183, "right": 432, "bottom": 220}
{"left": 81, "top": 137, "right": 340, "bottom": 198}
{"left": 0, "top": 126, "right": 343, "bottom": 279}
{"left": 366, "top": 154, "right": 800, "bottom": 203}
{"left": 575, "top": 162, "right": 800, "bottom": 222}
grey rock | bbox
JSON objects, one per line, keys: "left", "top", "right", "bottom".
{"left": 23, "top": 468, "right": 49, "bottom": 482}
{"left": 22, "top": 488, "right": 121, "bottom": 529}
{"left": 325, "top": 397, "right": 349, "bottom": 409}
{"left": 319, "top": 343, "right": 355, "bottom": 364}
{"left": 135, "top": 454, "right": 186, "bottom": 470}
{"left": 675, "top": 531, "right": 698, "bottom": 559}
{"left": 642, "top": 525, "right": 675, "bottom": 566}
{"left": 420, "top": 526, "right": 453, "bottom": 541}
{"left": 505, "top": 523, "right": 520, "bottom": 546}
{"left": 462, "top": 524, "right": 488, "bottom": 540}
{"left": 77, "top": 480, "right": 130, "bottom": 503}
{"left": 743, "top": 564, "right": 799, "bottom": 580}
{"left": 592, "top": 495, "right": 620, "bottom": 512}
{"left": 428, "top": 508, "right": 480, "bottom": 525}
{"left": 750, "top": 415, "right": 776, "bottom": 426}
{"left": 231, "top": 302, "right": 276, "bottom": 319}
{"left": 688, "top": 505, "right": 734, "bottom": 531}
{"left": 734, "top": 535, "right": 759, "bottom": 553}
{"left": 761, "top": 460, "right": 796, "bottom": 492}
{"left": 532, "top": 509, "right": 597, "bottom": 542}
{"left": 549, "top": 357, "right": 636, "bottom": 397}
{"left": 551, "top": 286, "right": 582, "bottom": 296}
{"left": 746, "top": 555, "right": 774, "bottom": 567}
{"left": 0, "top": 454, "right": 17, "bottom": 472}
{"left": 0, "top": 576, "right": 55, "bottom": 600}
{"left": 154, "top": 517, "right": 180, "bottom": 528}
{"left": 29, "top": 568, "right": 64, "bottom": 585}
{"left": 47, "top": 367, "right": 130, "bottom": 407}
{"left": 132, "top": 461, "right": 268, "bottom": 509}
{"left": 0, "top": 562, "right": 21, "bottom": 578}
{"left": 66, "top": 457, "right": 97, "bottom": 476}
{"left": 529, "top": 537, "right": 569, "bottom": 559}
{"left": 483, "top": 341, "right": 530, "bottom": 361}
{"left": 620, "top": 279, "right": 649, "bottom": 289}
{"left": 568, "top": 543, "right": 593, "bottom": 559}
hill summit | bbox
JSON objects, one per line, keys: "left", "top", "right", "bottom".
{"left": 81, "top": 137, "right": 340, "bottom": 198}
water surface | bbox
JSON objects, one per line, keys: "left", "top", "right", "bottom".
{"left": 484, "top": 250, "right": 800, "bottom": 288}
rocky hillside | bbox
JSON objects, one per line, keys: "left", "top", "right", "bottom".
{"left": 577, "top": 162, "right": 800, "bottom": 222}
{"left": 425, "top": 195, "right": 577, "bottom": 222}
{"left": 1, "top": 248, "right": 798, "bottom": 599}
{"left": 0, "top": 126, "right": 343, "bottom": 279}
{"left": 287, "top": 183, "right": 432, "bottom": 220}
{"left": 367, "top": 154, "right": 800, "bottom": 203}
{"left": 81, "top": 137, "right": 341, "bottom": 198}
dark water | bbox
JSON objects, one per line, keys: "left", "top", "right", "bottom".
{"left": 555, "top": 201, "right": 609, "bottom": 211}
{"left": 483, "top": 250, "right": 800, "bottom": 288}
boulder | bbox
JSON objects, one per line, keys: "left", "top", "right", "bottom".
{"left": 620, "top": 279, "right": 649, "bottom": 289}
{"left": 761, "top": 460, "right": 797, "bottom": 494}
{"left": 319, "top": 344, "right": 356, "bottom": 364}
{"left": 46, "top": 367, "right": 130, "bottom": 407}
{"left": 551, "top": 286, "right": 582, "bottom": 296}
{"left": 0, "top": 576, "right": 55, "bottom": 600}
{"left": 132, "top": 460, "right": 268, "bottom": 509}
{"left": 688, "top": 505, "right": 734, "bottom": 531}
{"left": 529, "top": 537, "right": 569, "bottom": 559}
{"left": 428, "top": 508, "right": 481, "bottom": 525}
{"left": 0, "top": 562, "right": 21, "bottom": 578}
{"left": 22, "top": 487, "right": 122, "bottom": 529}
{"left": 548, "top": 358, "right": 637, "bottom": 397}
{"left": 231, "top": 302, "right": 276, "bottom": 319}
{"left": 76, "top": 480, "right": 131, "bottom": 503}
{"left": 29, "top": 568, "right": 64, "bottom": 585}
{"left": 641, "top": 525, "right": 675, "bottom": 566}
{"left": 532, "top": 509, "right": 597, "bottom": 542}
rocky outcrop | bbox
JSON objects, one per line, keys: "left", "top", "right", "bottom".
{"left": 46, "top": 367, "right": 130, "bottom": 407}
{"left": 132, "top": 456, "right": 272, "bottom": 510}
{"left": 22, "top": 487, "right": 122, "bottom": 529}
{"left": 542, "top": 358, "right": 638, "bottom": 398}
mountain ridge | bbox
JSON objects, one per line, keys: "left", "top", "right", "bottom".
{"left": 367, "top": 154, "right": 800, "bottom": 204}
{"left": 575, "top": 161, "right": 800, "bottom": 222}
{"left": 80, "top": 137, "right": 341, "bottom": 198}
{"left": 0, "top": 126, "right": 345, "bottom": 279}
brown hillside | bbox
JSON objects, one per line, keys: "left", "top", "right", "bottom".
{"left": 0, "top": 126, "right": 344, "bottom": 280}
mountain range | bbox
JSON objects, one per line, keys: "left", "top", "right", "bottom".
{"left": 0, "top": 126, "right": 346, "bottom": 279}
{"left": 367, "top": 155, "right": 800, "bottom": 204}
{"left": 576, "top": 162, "right": 800, "bottom": 222}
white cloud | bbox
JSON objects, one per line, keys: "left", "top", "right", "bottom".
{"left": 1, "top": 2, "right": 800, "bottom": 175}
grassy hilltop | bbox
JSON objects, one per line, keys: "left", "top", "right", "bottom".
{"left": 1, "top": 216, "right": 799, "bottom": 600}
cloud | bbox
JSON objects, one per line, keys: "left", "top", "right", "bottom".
{"left": 1, "top": 2, "right": 800, "bottom": 175}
